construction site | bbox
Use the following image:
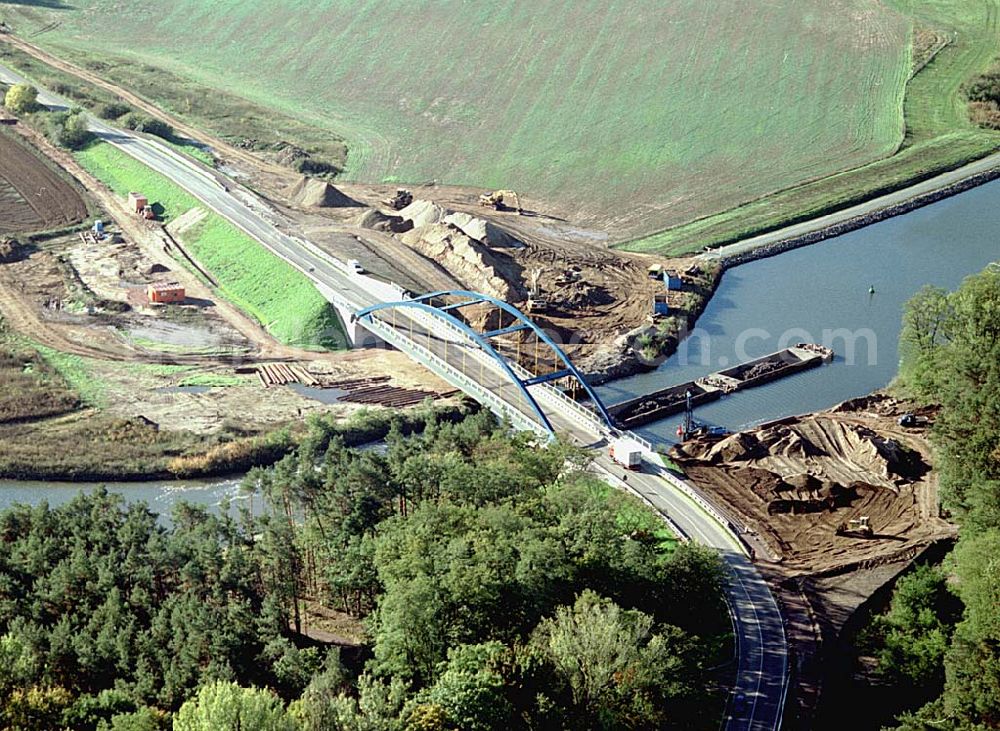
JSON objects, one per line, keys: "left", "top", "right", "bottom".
{"left": 670, "top": 393, "right": 956, "bottom": 725}
{"left": 0, "top": 119, "right": 460, "bottom": 476}
{"left": 263, "top": 174, "right": 717, "bottom": 381}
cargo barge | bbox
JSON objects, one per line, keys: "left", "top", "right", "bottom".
{"left": 609, "top": 344, "right": 833, "bottom": 429}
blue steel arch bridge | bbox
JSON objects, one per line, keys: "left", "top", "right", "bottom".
{"left": 354, "top": 290, "right": 615, "bottom": 437}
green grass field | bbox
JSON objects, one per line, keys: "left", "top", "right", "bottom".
{"left": 75, "top": 143, "right": 346, "bottom": 349}
{"left": 6, "top": 0, "right": 911, "bottom": 244}
{"left": 628, "top": 0, "right": 1000, "bottom": 253}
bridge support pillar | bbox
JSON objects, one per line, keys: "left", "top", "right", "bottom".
{"left": 318, "top": 284, "right": 382, "bottom": 349}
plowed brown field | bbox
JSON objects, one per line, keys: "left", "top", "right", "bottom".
{"left": 0, "top": 130, "right": 86, "bottom": 235}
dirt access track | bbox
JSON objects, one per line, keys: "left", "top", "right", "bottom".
{"left": 0, "top": 128, "right": 87, "bottom": 235}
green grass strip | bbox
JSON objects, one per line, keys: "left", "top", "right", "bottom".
{"left": 31, "top": 344, "right": 106, "bottom": 407}
{"left": 75, "top": 142, "right": 346, "bottom": 349}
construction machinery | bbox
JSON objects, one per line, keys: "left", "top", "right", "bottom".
{"left": 897, "top": 412, "right": 928, "bottom": 428}
{"left": 479, "top": 189, "right": 523, "bottom": 214}
{"left": 384, "top": 189, "right": 413, "bottom": 211}
{"left": 836, "top": 516, "right": 874, "bottom": 538}
{"left": 525, "top": 268, "right": 548, "bottom": 313}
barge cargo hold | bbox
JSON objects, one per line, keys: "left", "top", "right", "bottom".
{"left": 609, "top": 344, "right": 834, "bottom": 429}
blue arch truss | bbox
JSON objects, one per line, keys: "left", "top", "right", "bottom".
{"left": 354, "top": 290, "right": 614, "bottom": 435}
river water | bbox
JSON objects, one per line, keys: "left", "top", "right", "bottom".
{"left": 596, "top": 178, "right": 1000, "bottom": 443}
{"left": 3, "top": 179, "right": 998, "bottom": 509}
{"left": 0, "top": 476, "right": 250, "bottom": 520}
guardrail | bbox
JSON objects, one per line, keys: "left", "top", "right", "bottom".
{"left": 362, "top": 316, "right": 548, "bottom": 439}
{"left": 656, "top": 468, "right": 748, "bottom": 556}
{"left": 592, "top": 462, "right": 690, "bottom": 544}
{"left": 401, "top": 307, "right": 610, "bottom": 437}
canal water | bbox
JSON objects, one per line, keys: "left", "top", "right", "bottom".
{"left": 3, "top": 178, "right": 998, "bottom": 508}
{"left": 596, "top": 178, "right": 1000, "bottom": 444}
{"left": 0, "top": 476, "right": 251, "bottom": 521}
{"left": 0, "top": 438, "right": 390, "bottom": 515}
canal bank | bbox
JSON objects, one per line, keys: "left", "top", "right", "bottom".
{"left": 598, "top": 175, "right": 1000, "bottom": 444}
{"left": 5, "top": 163, "right": 1000, "bottom": 505}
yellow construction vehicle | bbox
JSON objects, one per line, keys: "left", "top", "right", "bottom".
{"left": 479, "top": 189, "right": 523, "bottom": 214}
{"left": 525, "top": 268, "right": 548, "bottom": 313}
{"left": 836, "top": 516, "right": 874, "bottom": 538}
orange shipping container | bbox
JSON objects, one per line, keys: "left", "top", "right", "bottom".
{"left": 147, "top": 283, "right": 185, "bottom": 304}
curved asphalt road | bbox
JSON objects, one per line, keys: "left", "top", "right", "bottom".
{"left": 0, "top": 61, "right": 788, "bottom": 729}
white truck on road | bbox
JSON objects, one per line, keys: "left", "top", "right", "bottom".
{"left": 609, "top": 437, "right": 643, "bottom": 471}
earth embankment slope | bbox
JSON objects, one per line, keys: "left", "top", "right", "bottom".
{"left": 6, "top": 0, "right": 910, "bottom": 240}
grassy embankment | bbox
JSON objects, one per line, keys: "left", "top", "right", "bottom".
{"left": 5, "top": 0, "right": 909, "bottom": 242}
{"left": 75, "top": 142, "right": 346, "bottom": 349}
{"left": 626, "top": 0, "right": 1000, "bottom": 254}
{"left": 0, "top": 37, "right": 344, "bottom": 174}
{"left": 10, "top": 2, "right": 994, "bottom": 254}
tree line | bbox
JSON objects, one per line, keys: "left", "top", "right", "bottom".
{"left": 867, "top": 265, "right": 1000, "bottom": 729}
{"left": 3, "top": 81, "right": 176, "bottom": 152}
{"left": 0, "top": 410, "right": 729, "bottom": 730}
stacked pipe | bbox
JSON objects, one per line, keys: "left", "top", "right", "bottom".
{"left": 256, "top": 363, "right": 317, "bottom": 387}
{"left": 341, "top": 386, "right": 460, "bottom": 408}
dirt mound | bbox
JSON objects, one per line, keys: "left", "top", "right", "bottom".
{"left": 288, "top": 176, "right": 359, "bottom": 208}
{"left": 144, "top": 263, "right": 171, "bottom": 276}
{"left": 843, "top": 425, "right": 922, "bottom": 481}
{"left": 0, "top": 239, "right": 25, "bottom": 263}
{"left": 275, "top": 144, "right": 308, "bottom": 167}
{"left": 400, "top": 223, "right": 525, "bottom": 302}
{"left": 443, "top": 211, "right": 522, "bottom": 248}
{"left": 686, "top": 430, "right": 766, "bottom": 463}
{"left": 673, "top": 407, "right": 949, "bottom": 574}
{"left": 397, "top": 201, "right": 521, "bottom": 248}
{"left": 354, "top": 208, "right": 413, "bottom": 233}
{"left": 758, "top": 424, "right": 826, "bottom": 458}
{"left": 679, "top": 417, "right": 926, "bottom": 490}
{"left": 398, "top": 199, "right": 448, "bottom": 228}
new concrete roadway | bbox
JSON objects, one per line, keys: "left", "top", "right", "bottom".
{"left": 0, "top": 61, "right": 788, "bottom": 729}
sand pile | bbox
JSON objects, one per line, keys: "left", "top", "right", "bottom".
{"left": 842, "top": 425, "right": 921, "bottom": 481}
{"left": 676, "top": 417, "right": 927, "bottom": 506}
{"left": 398, "top": 200, "right": 522, "bottom": 248}
{"left": 695, "top": 431, "right": 767, "bottom": 463}
{"left": 288, "top": 176, "right": 358, "bottom": 208}
{"left": 758, "top": 424, "right": 826, "bottom": 459}
{"left": 354, "top": 208, "right": 414, "bottom": 233}
{"left": 398, "top": 199, "right": 448, "bottom": 228}
{"left": 443, "top": 211, "right": 522, "bottom": 248}
{"left": 400, "top": 223, "right": 524, "bottom": 302}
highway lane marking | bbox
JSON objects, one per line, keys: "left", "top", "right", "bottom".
{"left": 727, "top": 557, "right": 767, "bottom": 730}
{"left": 648, "top": 470, "right": 744, "bottom": 551}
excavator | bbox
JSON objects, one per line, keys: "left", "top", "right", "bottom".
{"left": 479, "top": 189, "right": 523, "bottom": 214}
